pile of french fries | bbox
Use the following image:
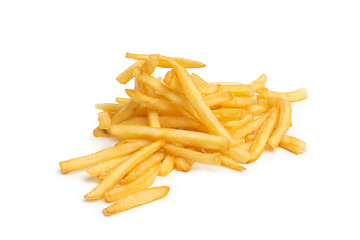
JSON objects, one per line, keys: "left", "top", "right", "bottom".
{"left": 60, "top": 53, "right": 307, "bottom": 216}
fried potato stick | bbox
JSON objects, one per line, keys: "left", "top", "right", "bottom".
{"left": 158, "top": 154, "right": 176, "bottom": 177}
{"left": 257, "top": 87, "right": 308, "bottom": 102}
{"left": 175, "top": 157, "right": 194, "bottom": 172}
{"left": 116, "top": 60, "right": 144, "bottom": 84}
{"left": 220, "top": 155, "right": 246, "bottom": 171}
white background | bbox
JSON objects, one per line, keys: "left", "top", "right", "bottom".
{"left": 1, "top": 0, "right": 359, "bottom": 239}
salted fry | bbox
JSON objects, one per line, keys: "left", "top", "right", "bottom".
{"left": 220, "top": 155, "right": 246, "bottom": 171}
{"left": 85, "top": 140, "right": 165, "bottom": 199}
{"left": 242, "top": 104, "right": 268, "bottom": 115}
{"left": 204, "top": 92, "right": 233, "bottom": 108}
{"left": 115, "top": 98, "right": 130, "bottom": 104}
{"left": 213, "top": 108, "right": 246, "bottom": 121}
{"left": 221, "top": 96, "right": 257, "bottom": 108}
{"left": 191, "top": 73, "right": 221, "bottom": 95}
{"left": 158, "top": 154, "right": 176, "bottom": 176}
{"left": 162, "top": 143, "right": 221, "bottom": 165}
{"left": 139, "top": 54, "right": 159, "bottom": 74}
{"left": 256, "top": 87, "right": 308, "bottom": 102}
{"left": 222, "top": 146, "right": 251, "bottom": 164}
{"left": 98, "top": 112, "right": 111, "bottom": 130}
{"left": 59, "top": 139, "right": 150, "bottom": 173}
{"left": 126, "top": 52, "right": 206, "bottom": 68}
{"left": 232, "top": 112, "right": 270, "bottom": 139}
{"left": 105, "top": 165, "right": 159, "bottom": 203}
{"left": 218, "top": 84, "right": 256, "bottom": 97}
{"left": 86, "top": 155, "right": 130, "bottom": 176}
{"left": 93, "top": 127, "right": 114, "bottom": 138}
{"left": 147, "top": 109, "right": 161, "bottom": 128}
{"left": 116, "top": 60, "right": 144, "bottom": 84}
{"left": 224, "top": 113, "right": 253, "bottom": 132}
{"left": 112, "top": 100, "right": 139, "bottom": 124}
{"left": 238, "top": 142, "right": 252, "bottom": 151}
{"left": 103, "top": 186, "right": 170, "bottom": 216}
{"left": 249, "top": 74, "right": 267, "bottom": 89}
{"left": 249, "top": 105, "right": 280, "bottom": 162}
{"left": 121, "top": 152, "right": 165, "bottom": 184}
{"left": 175, "top": 158, "right": 194, "bottom": 172}
{"left": 95, "top": 103, "right": 125, "bottom": 112}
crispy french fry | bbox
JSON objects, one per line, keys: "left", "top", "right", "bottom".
{"left": 85, "top": 140, "right": 165, "bottom": 199}
{"left": 191, "top": 73, "right": 221, "bottom": 95}
{"left": 59, "top": 139, "right": 150, "bottom": 173}
{"left": 121, "top": 152, "right": 165, "bottom": 184}
{"left": 232, "top": 112, "right": 270, "bottom": 140}
{"left": 115, "top": 98, "right": 130, "bottom": 104}
{"left": 95, "top": 103, "right": 125, "bottom": 112}
{"left": 213, "top": 108, "right": 246, "bottom": 121}
{"left": 224, "top": 113, "right": 253, "bottom": 132}
{"left": 93, "top": 127, "right": 114, "bottom": 138}
{"left": 105, "top": 165, "right": 159, "bottom": 203}
{"left": 158, "top": 154, "right": 176, "bottom": 177}
{"left": 249, "top": 105, "right": 280, "bottom": 162}
{"left": 242, "top": 104, "right": 268, "bottom": 115}
{"left": 238, "top": 142, "right": 252, "bottom": 151}
{"left": 86, "top": 155, "right": 130, "bottom": 176}
{"left": 221, "top": 96, "right": 257, "bottom": 108}
{"left": 147, "top": 110, "right": 160, "bottom": 128}
{"left": 175, "top": 157, "right": 194, "bottom": 172}
{"left": 220, "top": 155, "right": 246, "bottom": 171}
{"left": 218, "top": 84, "right": 256, "bottom": 97}
{"left": 162, "top": 143, "right": 221, "bottom": 165}
{"left": 163, "top": 57, "right": 234, "bottom": 142}
{"left": 267, "top": 98, "right": 292, "bottom": 148}
{"left": 103, "top": 186, "right": 170, "bottom": 216}
{"left": 126, "top": 52, "right": 206, "bottom": 68}
{"left": 204, "top": 92, "right": 233, "bottom": 108}
{"left": 112, "top": 101, "right": 139, "bottom": 124}
{"left": 257, "top": 87, "right": 308, "bottom": 102}
{"left": 108, "top": 125, "right": 230, "bottom": 151}
{"left": 249, "top": 74, "right": 267, "bottom": 89}
{"left": 139, "top": 54, "right": 159, "bottom": 74}
{"left": 116, "top": 60, "right": 144, "bottom": 84}
{"left": 222, "top": 146, "right": 251, "bottom": 164}
{"left": 98, "top": 112, "right": 111, "bottom": 130}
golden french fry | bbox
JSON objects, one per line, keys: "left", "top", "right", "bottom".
{"left": 108, "top": 125, "right": 230, "bottom": 151}
{"left": 267, "top": 98, "right": 292, "bottom": 148}
{"left": 95, "top": 103, "right": 125, "bottom": 112}
{"left": 112, "top": 101, "right": 139, "bottom": 124}
{"left": 116, "top": 60, "right": 144, "bottom": 84}
{"left": 162, "top": 143, "right": 221, "bottom": 166}
{"left": 86, "top": 155, "right": 130, "bottom": 176}
{"left": 224, "top": 113, "right": 253, "bottom": 132}
{"left": 103, "top": 186, "right": 170, "bottom": 216}
{"left": 105, "top": 165, "right": 159, "bottom": 203}
{"left": 238, "top": 142, "right": 252, "bottom": 151}
{"left": 191, "top": 73, "right": 221, "bottom": 95}
{"left": 139, "top": 54, "right": 159, "bottom": 74}
{"left": 249, "top": 105, "right": 280, "bottom": 162}
{"left": 98, "top": 112, "right": 111, "bottom": 130}
{"left": 158, "top": 154, "right": 176, "bottom": 176}
{"left": 119, "top": 117, "right": 148, "bottom": 126}
{"left": 222, "top": 146, "right": 251, "bottom": 164}
{"left": 85, "top": 140, "right": 165, "bottom": 199}
{"left": 204, "top": 92, "right": 233, "bottom": 108}
{"left": 220, "top": 155, "right": 246, "bottom": 171}
{"left": 249, "top": 74, "right": 267, "bottom": 89}
{"left": 93, "top": 127, "right": 114, "bottom": 138}
{"left": 121, "top": 152, "right": 165, "bottom": 184}
{"left": 163, "top": 57, "right": 234, "bottom": 142}
{"left": 115, "top": 98, "right": 130, "bottom": 104}
{"left": 232, "top": 112, "right": 270, "bottom": 140}
{"left": 221, "top": 96, "right": 257, "bottom": 108}
{"left": 59, "top": 139, "right": 150, "bottom": 173}
{"left": 256, "top": 87, "right": 308, "bottom": 102}
{"left": 147, "top": 109, "right": 160, "bottom": 128}
{"left": 212, "top": 108, "right": 246, "bottom": 121}
{"left": 97, "top": 168, "right": 113, "bottom": 181}
{"left": 126, "top": 52, "right": 206, "bottom": 68}
{"left": 175, "top": 157, "right": 194, "bottom": 172}
{"left": 242, "top": 104, "right": 268, "bottom": 115}
{"left": 218, "top": 84, "right": 256, "bottom": 97}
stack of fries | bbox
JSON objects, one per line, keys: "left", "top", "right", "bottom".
{"left": 60, "top": 53, "right": 307, "bottom": 216}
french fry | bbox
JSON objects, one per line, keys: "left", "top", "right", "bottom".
{"left": 98, "top": 112, "right": 111, "bottom": 130}
{"left": 249, "top": 105, "right": 280, "bottom": 162}
{"left": 242, "top": 104, "right": 268, "bottom": 115}
{"left": 116, "top": 60, "right": 144, "bottom": 84}
{"left": 267, "top": 98, "right": 292, "bottom": 148}
{"left": 112, "top": 101, "right": 139, "bottom": 124}
{"left": 220, "top": 155, "right": 246, "bottom": 171}
{"left": 238, "top": 142, "right": 252, "bottom": 151}
{"left": 147, "top": 110, "right": 160, "bottom": 128}
{"left": 162, "top": 143, "right": 221, "bottom": 165}
{"left": 139, "top": 54, "right": 159, "bottom": 74}
{"left": 191, "top": 73, "right": 221, "bottom": 95}
{"left": 85, "top": 140, "right": 165, "bottom": 199}
{"left": 218, "top": 84, "right": 256, "bottom": 97}
{"left": 256, "top": 87, "right": 308, "bottom": 102}
{"left": 105, "top": 165, "right": 159, "bottom": 203}
{"left": 221, "top": 96, "right": 257, "bottom": 108}
{"left": 115, "top": 98, "right": 130, "bottom": 104}
{"left": 204, "top": 92, "right": 233, "bottom": 108}
{"left": 232, "top": 112, "right": 270, "bottom": 140}
{"left": 121, "top": 152, "right": 165, "bottom": 184}
{"left": 175, "top": 157, "right": 194, "bottom": 172}
{"left": 158, "top": 154, "right": 176, "bottom": 176}
{"left": 108, "top": 125, "right": 230, "bottom": 151}
{"left": 213, "top": 108, "right": 246, "bottom": 121}
{"left": 103, "top": 186, "right": 170, "bottom": 216}
{"left": 86, "top": 155, "right": 130, "bottom": 176}
{"left": 222, "top": 146, "right": 251, "bottom": 164}
{"left": 93, "top": 127, "right": 114, "bottom": 138}
{"left": 95, "top": 103, "right": 125, "bottom": 112}
{"left": 126, "top": 52, "right": 206, "bottom": 68}
{"left": 249, "top": 74, "right": 267, "bottom": 89}
{"left": 59, "top": 139, "right": 150, "bottom": 173}
{"left": 163, "top": 57, "right": 234, "bottom": 142}
{"left": 224, "top": 113, "right": 253, "bottom": 132}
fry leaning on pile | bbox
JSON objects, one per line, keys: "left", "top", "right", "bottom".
{"left": 59, "top": 53, "right": 307, "bottom": 216}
